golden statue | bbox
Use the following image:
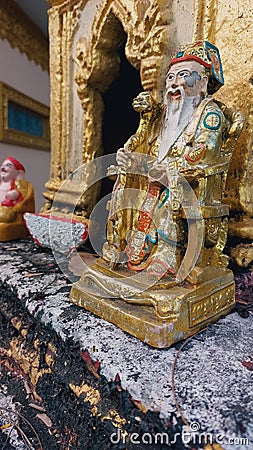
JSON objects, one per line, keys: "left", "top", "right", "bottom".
{"left": 70, "top": 41, "right": 244, "bottom": 348}
{"left": 0, "top": 157, "right": 35, "bottom": 241}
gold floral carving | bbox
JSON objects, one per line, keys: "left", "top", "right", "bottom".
{"left": 189, "top": 284, "right": 235, "bottom": 327}
{"left": 0, "top": 0, "right": 49, "bottom": 72}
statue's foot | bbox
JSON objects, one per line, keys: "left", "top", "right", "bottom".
{"left": 102, "top": 242, "right": 121, "bottom": 266}
{"left": 127, "top": 258, "right": 150, "bottom": 271}
{"left": 145, "top": 258, "right": 176, "bottom": 278}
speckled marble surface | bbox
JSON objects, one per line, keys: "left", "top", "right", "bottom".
{"left": 0, "top": 240, "right": 252, "bottom": 449}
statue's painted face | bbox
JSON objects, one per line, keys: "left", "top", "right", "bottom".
{"left": 0, "top": 159, "right": 19, "bottom": 182}
{"left": 166, "top": 60, "right": 208, "bottom": 100}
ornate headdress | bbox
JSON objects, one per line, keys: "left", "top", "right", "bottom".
{"left": 169, "top": 41, "right": 224, "bottom": 94}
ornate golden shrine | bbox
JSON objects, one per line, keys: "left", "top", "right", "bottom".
{"left": 44, "top": 0, "right": 253, "bottom": 254}
{"left": 44, "top": 1, "right": 253, "bottom": 346}
{"left": 43, "top": 0, "right": 193, "bottom": 219}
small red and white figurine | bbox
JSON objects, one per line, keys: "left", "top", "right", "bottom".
{"left": 0, "top": 157, "right": 26, "bottom": 207}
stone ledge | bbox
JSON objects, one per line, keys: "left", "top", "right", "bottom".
{"left": 0, "top": 239, "right": 252, "bottom": 449}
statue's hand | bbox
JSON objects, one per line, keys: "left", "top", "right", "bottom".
{"left": 148, "top": 161, "right": 167, "bottom": 185}
{"left": 116, "top": 147, "right": 132, "bottom": 170}
{"left": 107, "top": 165, "right": 119, "bottom": 178}
{"left": 6, "top": 189, "right": 19, "bottom": 201}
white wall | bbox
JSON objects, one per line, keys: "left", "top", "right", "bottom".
{"left": 0, "top": 39, "right": 50, "bottom": 212}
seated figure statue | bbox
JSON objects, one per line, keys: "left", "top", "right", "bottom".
{"left": 70, "top": 41, "right": 244, "bottom": 348}
{"left": 0, "top": 157, "right": 35, "bottom": 241}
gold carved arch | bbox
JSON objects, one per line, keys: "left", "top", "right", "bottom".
{"left": 82, "top": 0, "right": 173, "bottom": 92}
{"left": 75, "top": 0, "right": 173, "bottom": 161}
{"left": 44, "top": 0, "right": 173, "bottom": 216}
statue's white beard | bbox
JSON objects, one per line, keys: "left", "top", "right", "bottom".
{"left": 158, "top": 87, "right": 201, "bottom": 162}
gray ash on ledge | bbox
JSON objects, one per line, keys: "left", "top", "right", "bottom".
{"left": 0, "top": 241, "right": 192, "bottom": 450}
{"left": 0, "top": 239, "right": 252, "bottom": 449}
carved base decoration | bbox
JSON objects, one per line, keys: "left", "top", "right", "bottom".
{"left": 70, "top": 263, "right": 235, "bottom": 348}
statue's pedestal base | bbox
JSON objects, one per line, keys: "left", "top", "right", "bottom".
{"left": 70, "top": 265, "right": 235, "bottom": 348}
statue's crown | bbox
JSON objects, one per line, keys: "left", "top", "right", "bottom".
{"left": 169, "top": 41, "right": 224, "bottom": 94}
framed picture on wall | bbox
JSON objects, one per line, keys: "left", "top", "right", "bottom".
{"left": 0, "top": 82, "right": 50, "bottom": 150}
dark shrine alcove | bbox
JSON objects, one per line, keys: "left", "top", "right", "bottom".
{"left": 100, "top": 41, "right": 143, "bottom": 199}
{"left": 87, "top": 40, "right": 143, "bottom": 255}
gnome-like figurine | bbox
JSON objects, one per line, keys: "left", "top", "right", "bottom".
{"left": 0, "top": 157, "right": 35, "bottom": 241}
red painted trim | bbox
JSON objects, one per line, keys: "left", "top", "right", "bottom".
{"left": 184, "top": 144, "right": 206, "bottom": 164}
{"left": 24, "top": 213, "right": 89, "bottom": 243}
{"left": 170, "top": 55, "right": 212, "bottom": 69}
